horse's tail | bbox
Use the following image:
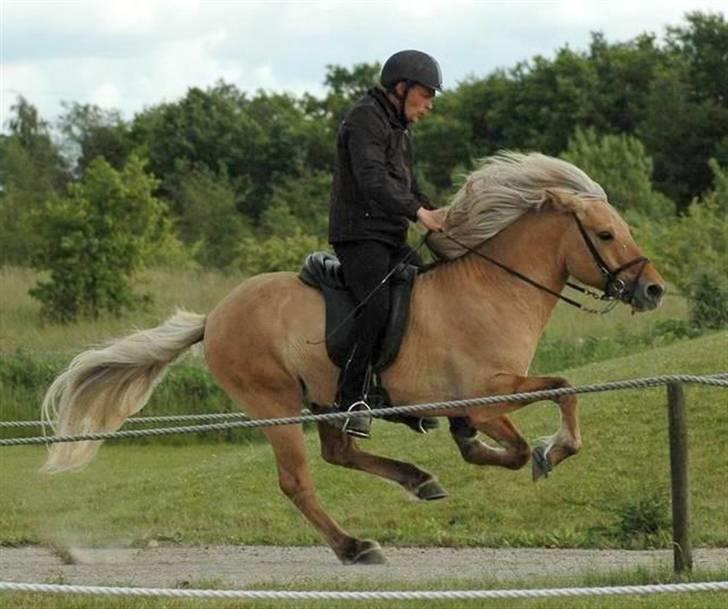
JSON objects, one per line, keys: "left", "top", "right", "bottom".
{"left": 41, "top": 310, "right": 206, "bottom": 473}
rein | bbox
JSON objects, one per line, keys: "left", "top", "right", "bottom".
{"left": 441, "top": 214, "right": 649, "bottom": 315}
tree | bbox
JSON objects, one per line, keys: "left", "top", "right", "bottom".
{"left": 587, "top": 32, "right": 665, "bottom": 133}
{"left": 562, "top": 127, "right": 674, "bottom": 222}
{"left": 57, "top": 102, "right": 132, "bottom": 174}
{"left": 131, "top": 82, "right": 318, "bottom": 220}
{"left": 639, "top": 160, "right": 728, "bottom": 301}
{"left": 0, "top": 97, "right": 67, "bottom": 264}
{"left": 304, "top": 62, "right": 381, "bottom": 127}
{"left": 262, "top": 170, "right": 331, "bottom": 239}
{"left": 415, "top": 111, "right": 473, "bottom": 193}
{"left": 170, "top": 167, "right": 251, "bottom": 269}
{"left": 666, "top": 11, "right": 728, "bottom": 107}
{"left": 639, "top": 67, "right": 727, "bottom": 210}
{"left": 30, "top": 156, "right": 185, "bottom": 321}
{"left": 639, "top": 12, "right": 728, "bottom": 209}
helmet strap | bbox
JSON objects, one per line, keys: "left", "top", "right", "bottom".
{"left": 391, "top": 80, "right": 414, "bottom": 126}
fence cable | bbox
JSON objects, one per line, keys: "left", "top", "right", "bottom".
{"left": 0, "top": 579, "right": 726, "bottom": 600}
{"left": 1, "top": 373, "right": 726, "bottom": 447}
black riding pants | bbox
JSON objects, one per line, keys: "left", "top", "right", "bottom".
{"left": 333, "top": 240, "right": 422, "bottom": 404}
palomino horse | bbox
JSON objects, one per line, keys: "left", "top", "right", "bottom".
{"left": 41, "top": 153, "right": 665, "bottom": 564}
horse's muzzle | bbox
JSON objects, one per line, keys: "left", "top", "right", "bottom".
{"left": 631, "top": 280, "right": 665, "bottom": 311}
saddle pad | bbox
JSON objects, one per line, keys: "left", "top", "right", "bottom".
{"left": 299, "top": 251, "right": 417, "bottom": 371}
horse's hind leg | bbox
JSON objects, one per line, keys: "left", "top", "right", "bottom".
{"left": 317, "top": 422, "right": 447, "bottom": 501}
{"left": 217, "top": 377, "right": 384, "bottom": 564}
{"left": 261, "top": 422, "right": 386, "bottom": 564}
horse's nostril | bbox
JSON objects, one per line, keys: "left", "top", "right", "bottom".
{"left": 646, "top": 283, "right": 664, "bottom": 301}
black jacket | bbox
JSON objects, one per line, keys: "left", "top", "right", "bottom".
{"left": 328, "top": 87, "right": 431, "bottom": 246}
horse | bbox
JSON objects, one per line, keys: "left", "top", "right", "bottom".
{"left": 40, "top": 152, "right": 665, "bottom": 565}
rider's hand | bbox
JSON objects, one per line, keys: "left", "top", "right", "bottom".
{"left": 416, "top": 207, "right": 444, "bottom": 232}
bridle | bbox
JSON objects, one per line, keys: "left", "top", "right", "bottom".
{"left": 441, "top": 213, "right": 650, "bottom": 315}
{"left": 571, "top": 213, "right": 649, "bottom": 305}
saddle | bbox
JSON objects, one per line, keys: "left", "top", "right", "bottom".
{"left": 298, "top": 251, "right": 417, "bottom": 372}
{"left": 299, "top": 251, "right": 440, "bottom": 435}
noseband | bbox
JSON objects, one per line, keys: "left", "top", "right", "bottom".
{"left": 571, "top": 213, "right": 649, "bottom": 304}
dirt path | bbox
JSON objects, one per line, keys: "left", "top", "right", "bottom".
{"left": 1, "top": 545, "right": 726, "bottom": 588}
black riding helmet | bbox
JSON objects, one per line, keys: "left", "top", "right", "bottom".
{"left": 380, "top": 50, "right": 443, "bottom": 92}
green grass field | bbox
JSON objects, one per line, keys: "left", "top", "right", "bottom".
{"left": 1, "top": 333, "right": 726, "bottom": 551}
{"left": 1, "top": 267, "right": 726, "bottom": 608}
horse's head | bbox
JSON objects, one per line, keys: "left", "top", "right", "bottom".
{"left": 546, "top": 188, "right": 665, "bottom": 312}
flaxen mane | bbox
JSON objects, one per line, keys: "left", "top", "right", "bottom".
{"left": 426, "top": 152, "right": 607, "bottom": 259}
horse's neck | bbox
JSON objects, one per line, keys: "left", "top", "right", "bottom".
{"left": 421, "top": 211, "right": 568, "bottom": 346}
{"left": 479, "top": 210, "right": 568, "bottom": 296}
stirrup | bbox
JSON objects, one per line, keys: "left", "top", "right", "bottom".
{"left": 342, "top": 400, "right": 372, "bottom": 439}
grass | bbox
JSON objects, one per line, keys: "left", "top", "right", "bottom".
{"left": 0, "top": 266, "right": 246, "bottom": 355}
{"left": 0, "top": 267, "right": 726, "bottom": 608}
{"left": 1, "top": 333, "right": 726, "bottom": 550}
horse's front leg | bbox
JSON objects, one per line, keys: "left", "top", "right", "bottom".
{"left": 449, "top": 415, "right": 531, "bottom": 470}
{"left": 463, "top": 375, "right": 582, "bottom": 481}
{"left": 317, "top": 421, "right": 448, "bottom": 501}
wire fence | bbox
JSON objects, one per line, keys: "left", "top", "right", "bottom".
{"left": 0, "top": 579, "right": 727, "bottom": 601}
{"left": 1, "top": 372, "right": 726, "bottom": 447}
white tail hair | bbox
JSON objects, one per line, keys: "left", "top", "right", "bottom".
{"left": 41, "top": 310, "right": 206, "bottom": 473}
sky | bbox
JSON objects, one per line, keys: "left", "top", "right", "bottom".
{"left": 1, "top": 0, "right": 726, "bottom": 128}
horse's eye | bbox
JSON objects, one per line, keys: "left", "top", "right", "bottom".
{"left": 597, "top": 231, "right": 614, "bottom": 242}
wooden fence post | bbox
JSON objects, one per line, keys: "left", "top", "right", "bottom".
{"left": 667, "top": 382, "right": 693, "bottom": 574}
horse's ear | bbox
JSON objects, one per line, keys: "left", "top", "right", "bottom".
{"left": 544, "top": 188, "right": 586, "bottom": 215}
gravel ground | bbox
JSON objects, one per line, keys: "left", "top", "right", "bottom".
{"left": 1, "top": 545, "right": 726, "bottom": 588}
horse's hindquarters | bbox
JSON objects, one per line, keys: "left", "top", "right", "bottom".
{"left": 203, "top": 272, "right": 337, "bottom": 415}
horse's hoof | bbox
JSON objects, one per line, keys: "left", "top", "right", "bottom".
{"left": 345, "top": 540, "right": 387, "bottom": 565}
{"left": 532, "top": 445, "right": 552, "bottom": 482}
{"left": 414, "top": 479, "right": 448, "bottom": 501}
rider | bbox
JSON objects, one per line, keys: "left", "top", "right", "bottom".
{"left": 328, "top": 49, "right": 445, "bottom": 438}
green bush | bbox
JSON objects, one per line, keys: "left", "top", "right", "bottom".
{"left": 29, "top": 156, "right": 190, "bottom": 322}
{"left": 638, "top": 161, "right": 728, "bottom": 329}
{"left": 610, "top": 489, "right": 671, "bottom": 548}
{"left": 237, "top": 230, "right": 328, "bottom": 275}
{"left": 0, "top": 349, "right": 58, "bottom": 390}
{"left": 234, "top": 170, "right": 331, "bottom": 275}
{"left": 689, "top": 270, "right": 728, "bottom": 329}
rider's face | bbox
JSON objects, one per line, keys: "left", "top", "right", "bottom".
{"left": 403, "top": 84, "right": 435, "bottom": 124}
